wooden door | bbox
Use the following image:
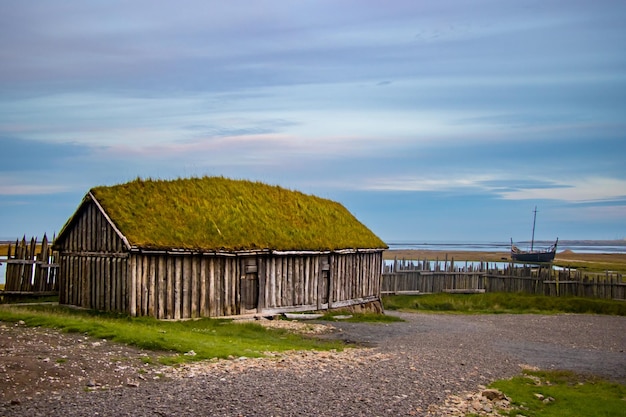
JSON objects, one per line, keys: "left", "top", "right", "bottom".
{"left": 319, "top": 256, "right": 330, "bottom": 305}
{"left": 240, "top": 258, "right": 258, "bottom": 313}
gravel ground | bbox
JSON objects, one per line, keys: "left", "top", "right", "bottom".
{"left": 2, "top": 312, "right": 625, "bottom": 417}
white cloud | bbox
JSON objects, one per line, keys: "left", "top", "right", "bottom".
{"left": 357, "top": 174, "right": 626, "bottom": 204}
{"left": 499, "top": 177, "right": 626, "bottom": 203}
{"left": 358, "top": 174, "right": 498, "bottom": 192}
{"left": 0, "top": 184, "right": 71, "bottom": 196}
{"left": 558, "top": 204, "right": 626, "bottom": 222}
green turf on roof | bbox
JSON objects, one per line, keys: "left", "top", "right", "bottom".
{"left": 90, "top": 177, "right": 387, "bottom": 251}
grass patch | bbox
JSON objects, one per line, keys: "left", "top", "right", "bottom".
{"left": 554, "top": 260, "right": 626, "bottom": 274}
{"left": 0, "top": 305, "right": 344, "bottom": 364}
{"left": 0, "top": 294, "right": 59, "bottom": 304}
{"left": 490, "top": 370, "right": 626, "bottom": 417}
{"left": 382, "top": 292, "right": 626, "bottom": 315}
{"left": 86, "top": 177, "right": 386, "bottom": 251}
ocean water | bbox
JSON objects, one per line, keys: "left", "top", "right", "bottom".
{"left": 387, "top": 241, "right": 626, "bottom": 254}
{"left": 0, "top": 261, "right": 6, "bottom": 286}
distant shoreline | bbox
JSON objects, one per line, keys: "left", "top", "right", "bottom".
{"left": 383, "top": 249, "right": 626, "bottom": 266}
{"left": 386, "top": 239, "right": 626, "bottom": 255}
{"left": 387, "top": 239, "right": 626, "bottom": 246}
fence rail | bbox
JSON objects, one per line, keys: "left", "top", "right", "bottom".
{"left": 2, "top": 235, "right": 59, "bottom": 295}
{"left": 382, "top": 258, "right": 625, "bottom": 300}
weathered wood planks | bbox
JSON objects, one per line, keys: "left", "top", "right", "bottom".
{"left": 382, "top": 262, "right": 625, "bottom": 300}
{"left": 58, "top": 249, "right": 384, "bottom": 319}
{"left": 3, "top": 235, "right": 58, "bottom": 295}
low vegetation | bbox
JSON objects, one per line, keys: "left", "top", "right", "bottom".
{"left": 489, "top": 369, "right": 626, "bottom": 417}
{"left": 382, "top": 292, "right": 626, "bottom": 315}
{"left": 89, "top": 176, "right": 387, "bottom": 251}
{"left": 0, "top": 294, "right": 59, "bottom": 304}
{"left": 0, "top": 304, "right": 344, "bottom": 364}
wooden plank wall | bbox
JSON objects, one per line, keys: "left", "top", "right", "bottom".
{"left": 329, "top": 252, "right": 382, "bottom": 307}
{"left": 57, "top": 200, "right": 128, "bottom": 310}
{"left": 260, "top": 252, "right": 382, "bottom": 312}
{"left": 127, "top": 254, "right": 238, "bottom": 319}
{"left": 262, "top": 255, "right": 323, "bottom": 310}
{"left": 126, "top": 251, "right": 383, "bottom": 319}
{"left": 56, "top": 200, "right": 127, "bottom": 253}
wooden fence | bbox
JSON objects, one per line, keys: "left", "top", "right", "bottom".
{"left": 382, "top": 258, "right": 626, "bottom": 300}
{"left": 2, "top": 235, "right": 59, "bottom": 295}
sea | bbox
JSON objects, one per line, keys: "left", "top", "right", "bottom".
{"left": 385, "top": 240, "right": 626, "bottom": 272}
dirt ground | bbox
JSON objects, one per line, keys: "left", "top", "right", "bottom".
{"left": 0, "top": 318, "right": 334, "bottom": 406}
{"left": 0, "top": 321, "right": 173, "bottom": 405}
{"left": 1, "top": 313, "right": 624, "bottom": 416}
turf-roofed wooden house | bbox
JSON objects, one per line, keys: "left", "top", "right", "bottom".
{"left": 53, "top": 177, "right": 387, "bottom": 319}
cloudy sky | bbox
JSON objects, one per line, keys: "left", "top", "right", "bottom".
{"left": 1, "top": 0, "right": 625, "bottom": 244}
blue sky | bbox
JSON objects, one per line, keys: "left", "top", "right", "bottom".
{"left": 1, "top": 0, "right": 625, "bottom": 244}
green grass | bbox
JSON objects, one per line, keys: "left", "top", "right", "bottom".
{"left": 555, "top": 260, "right": 626, "bottom": 274}
{"left": 0, "top": 294, "right": 59, "bottom": 304}
{"left": 490, "top": 370, "right": 626, "bottom": 417}
{"left": 82, "top": 176, "right": 387, "bottom": 251}
{"left": 0, "top": 305, "right": 344, "bottom": 365}
{"left": 382, "top": 292, "right": 626, "bottom": 315}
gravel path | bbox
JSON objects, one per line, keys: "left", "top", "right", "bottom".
{"left": 2, "top": 312, "right": 625, "bottom": 416}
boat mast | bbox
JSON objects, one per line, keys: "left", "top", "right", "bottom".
{"left": 530, "top": 206, "right": 537, "bottom": 251}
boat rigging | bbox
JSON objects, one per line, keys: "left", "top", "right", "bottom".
{"left": 511, "top": 207, "right": 558, "bottom": 263}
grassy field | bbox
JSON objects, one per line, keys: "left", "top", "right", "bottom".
{"left": 384, "top": 249, "right": 626, "bottom": 274}
{"left": 490, "top": 369, "right": 626, "bottom": 417}
{"left": 382, "top": 292, "right": 626, "bottom": 315}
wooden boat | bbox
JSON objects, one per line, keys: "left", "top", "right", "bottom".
{"left": 511, "top": 207, "right": 558, "bottom": 263}
{"left": 511, "top": 239, "right": 558, "bottom": 263}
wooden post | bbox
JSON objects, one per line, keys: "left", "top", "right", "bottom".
{"left": 174, "top": 257, "right": 182, "bottom": 319}
{"left": 257, "top": 257, "right": 266, "bottom": 313}
{"left": 199, "top": 256, "right": 207, "bottom": 317}
{"left": 316, "top": 257, "right": 323, "bottom": 310}
{"left": 129, "top": 255, "right": 137, "bottom": 316}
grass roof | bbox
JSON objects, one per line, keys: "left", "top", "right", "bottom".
{"left": 89, "top": 177, "right": 387, "bottom": 251}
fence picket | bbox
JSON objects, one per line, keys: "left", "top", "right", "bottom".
{"left": 2, "top": 235, "right": 59, "bottom": 296}
{"left": 382, "top": 261, "right": 624, "bottom": 301}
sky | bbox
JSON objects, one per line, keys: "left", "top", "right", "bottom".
{"left": 1, "top": 0, "right": 625, "bottom": 245}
